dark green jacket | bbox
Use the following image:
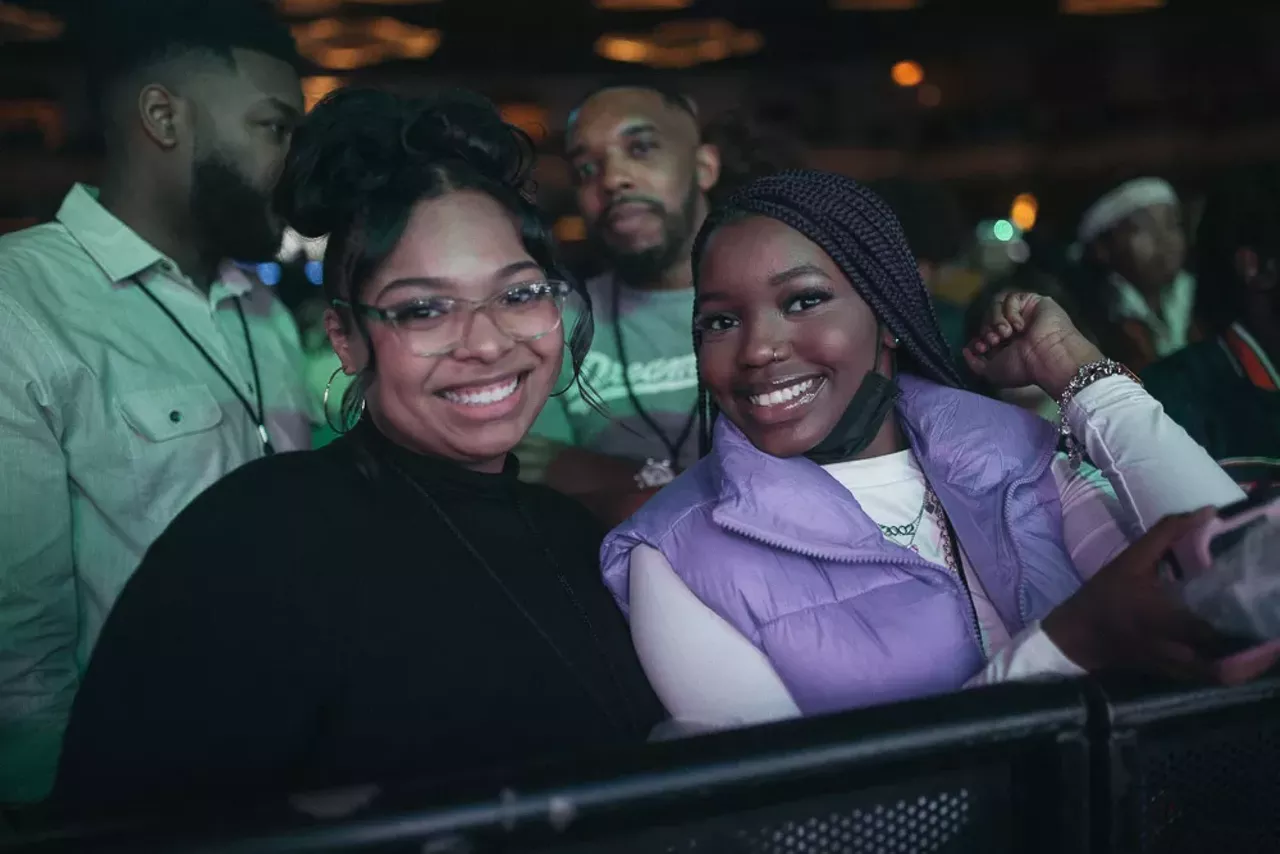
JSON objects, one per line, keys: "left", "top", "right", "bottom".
{"left": 1142, "top": 324, "right": 1280, "bottom": 491}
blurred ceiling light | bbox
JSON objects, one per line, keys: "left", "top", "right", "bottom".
{"left": 499, "top": 103, "right": 550, "bottom": 143}
{"left": 0, "top": 99, "right": 65, "bottom": 149}
{"left": 890, "top": 60, "right": 924, "bottom": 87}
{"left": 593, "top": 0, "right": 693, "bottom": 8}
{"left": 293, "top": 17, "right": 441, "bottom": 70}
{"left": 302, "top": 76, "right": 344, "bottom": 111}
{"left": 595, "top": 19, "right": 763, "bottom": 70}
{"left": 1060, "top": 0, "right": 1164, "bottom": 12}
{"left": 597, "top": 37, "right": 651, "bottom": 64}
{"left": 1011, "top": 193, "right": 1039, "bottom": 231}
{"left": 829, "top": 0, "right": 919, "bottom": 9}
{"left": 917, "top": 83, "right": 942, "bottom": 107}
{"left": 553, "top": 216, "right": 587, "bottom": 243}
{"left": 275, "top": 0, "right": 343, "bottom": 15}
{"left": 0, "top": 3, "right": 64, "bottom": 41}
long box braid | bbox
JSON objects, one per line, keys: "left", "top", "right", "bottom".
{"left": 690, "top": 169, "right": 968, "bottom": 456}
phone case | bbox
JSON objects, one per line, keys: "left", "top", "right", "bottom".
{"left": 1168, "top": 487, "right": 1280, "bottom": 582}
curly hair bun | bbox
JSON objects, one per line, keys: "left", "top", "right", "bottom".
{"left": 275, "top": 87, "right": 537, "bottom": 239}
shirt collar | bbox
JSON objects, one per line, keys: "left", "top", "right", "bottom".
{"left": 1222, "top": 322, "right": 1280, "bottom": 392}
{"left": 57, "top": 184, "right": 255, "bottom": 306}
{"left": 1107, "top": 270, "right": 1197, "bottom": 355}
{"left": 211, "top": 264, "right": 255, "bottom": 302}
{"left": 56, "top": 184, "right": 166, "bottom": 284}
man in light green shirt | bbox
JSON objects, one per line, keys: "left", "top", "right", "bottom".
{"left": 0, "top": 0, "right": 310, "bottom": 805}
{"left": 522, "top": 84, "right": 721, "bottom": 526}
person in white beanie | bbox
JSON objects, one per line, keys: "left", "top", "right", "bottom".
{"left": 1071, "top": 177, "right": 1200, "bottom": 371}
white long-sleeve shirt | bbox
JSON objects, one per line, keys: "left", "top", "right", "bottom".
{"left": 630, "top": 377, "right": 1245, "bottom": 734}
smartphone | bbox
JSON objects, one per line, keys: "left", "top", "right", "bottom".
{"left": 1167, "top": 483, "right": 1280, "bottom": 582}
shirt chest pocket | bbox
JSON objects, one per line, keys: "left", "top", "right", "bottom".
{"left": 118, "top": 384, "right": 225, "bottom": 443}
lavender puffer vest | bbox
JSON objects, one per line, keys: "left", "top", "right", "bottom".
{"left": 601, "top": 374, "right": 1084, "bottom": 715}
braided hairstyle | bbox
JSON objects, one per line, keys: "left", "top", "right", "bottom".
{"left": 689, "top": 169, "right": 966, "bottom": 455}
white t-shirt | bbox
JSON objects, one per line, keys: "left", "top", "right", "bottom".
{"left": 629, "top": 377, "right": 1246, "bottom": 735}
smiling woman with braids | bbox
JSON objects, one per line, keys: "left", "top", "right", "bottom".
{"left": 53, "top": 89, "right": 661, "bottom": 814}
{"left": 600, "top": 170, "right": 1276, "bottom": 732}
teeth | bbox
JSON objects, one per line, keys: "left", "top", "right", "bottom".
{"left": 442, "top": 377, "right": 520, "bottom": 406}
{"left": 749, "top": 378, "right": 815, "bottom": 407}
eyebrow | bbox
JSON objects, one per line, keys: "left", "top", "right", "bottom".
{"left": 565, "top": 120, "right": 661, "bottom": 161}
{"left": 262, "top": 96, "right": 302, "bottom": 122}
{"left": 769, "top": 264, "right": 831, "bottom": 286}
{"left": 696, "top": 264, "right": 831, "bottom": 306}
{"left": 376, "top": 261, "right": 545, "bottom": 298}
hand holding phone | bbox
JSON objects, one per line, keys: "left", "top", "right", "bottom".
{"left": 1167, "top": 486, "right": 1280, "bottom": 679}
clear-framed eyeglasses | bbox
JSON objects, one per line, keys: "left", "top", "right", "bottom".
{"left": 334, "top": 279, "right": 573, "bottom": 358}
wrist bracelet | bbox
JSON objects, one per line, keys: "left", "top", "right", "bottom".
{"left": 1057, "top": 358, "right": 1142, "bottom": 468}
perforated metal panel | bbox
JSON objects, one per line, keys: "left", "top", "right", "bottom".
{"left": 544, "top": 768, "right": 1010, "bottom": 854}
{"left": 1132, "top": 717, "right": 1280, "bottom": 854}
{"left": 733, "top": 790, "right": 973, "bottom": 853}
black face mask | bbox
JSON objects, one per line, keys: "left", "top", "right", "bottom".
{"left": 805, "top": 333, "right": 901, "bottom": 465}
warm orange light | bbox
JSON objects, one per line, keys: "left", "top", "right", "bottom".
{"left": 292, "top": 17, "right": 441, "bottom": 70}
{"left": 499, "top": 103, "right": 550, "bottom": 143}
{"left": 595, "top": 36, "right": 651, "bottom": 64}
{"left": 553, "top": 216, "right": 587, "bottom": 243}
{"left": 595, "top": 19, "right": 762, "bottom": 69}
{"left": 302, "top": 76, "right": 343, "bottom": 112}
{"left": 0, "top": 2, "right": 64, "bottom": 40}
{"left": 1060, "top": 0, "right": 1164, "bottom": 12}
{"left": 891, "top": 60, "right": 924, "bottom": 88}
{"left": 1011, "top": 193, "right": 1039, "bottom": 231}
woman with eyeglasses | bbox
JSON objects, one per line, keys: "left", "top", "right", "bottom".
{"left": 54, "top": 89, "right": 663, "bottom": 815}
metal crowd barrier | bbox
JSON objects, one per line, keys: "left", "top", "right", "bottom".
{"left": 1093, "top": 673, "right": 1280, "bottom": 854}
{"left": 5, "top": 674, "right": 1279, "bottom": 854}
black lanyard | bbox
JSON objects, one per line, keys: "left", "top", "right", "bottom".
{"left": 132, "top": 276, "right": 274, "bottom": 455}
{"left": 609, "top": 278, "right": 698, "bottom": 466}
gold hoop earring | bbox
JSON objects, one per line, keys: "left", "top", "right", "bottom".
{"left": 323, "top": 367, "right": 364, "bottom": 434}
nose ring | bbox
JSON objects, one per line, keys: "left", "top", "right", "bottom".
{"left": 770, "top": 347, "right": 784, "bottom": 362}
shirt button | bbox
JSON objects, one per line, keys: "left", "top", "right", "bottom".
{"left": 169, "top": 410, "right": 182, "bottom": 423}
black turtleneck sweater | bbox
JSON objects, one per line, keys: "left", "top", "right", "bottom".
{"left": 53, "top": 421, "right": 663, "bottom": 815}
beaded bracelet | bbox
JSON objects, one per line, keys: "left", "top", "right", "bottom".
{"left": 1057, "top": 358, "right": 1142, "bottom": 468}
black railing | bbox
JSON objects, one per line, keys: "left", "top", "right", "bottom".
{"left": 6, "top": 674, "right": 1279, "bottom": 854}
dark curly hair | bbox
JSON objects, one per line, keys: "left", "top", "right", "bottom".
{"left": 275, "top": 87, "right": 593, "bottom": 426}
{"left": 690, "top": 169, "right": 966, "bottom": 454}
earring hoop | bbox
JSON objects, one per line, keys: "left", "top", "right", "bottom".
{"left": 323, "top": 366, "right": 364, "bottom": 434}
